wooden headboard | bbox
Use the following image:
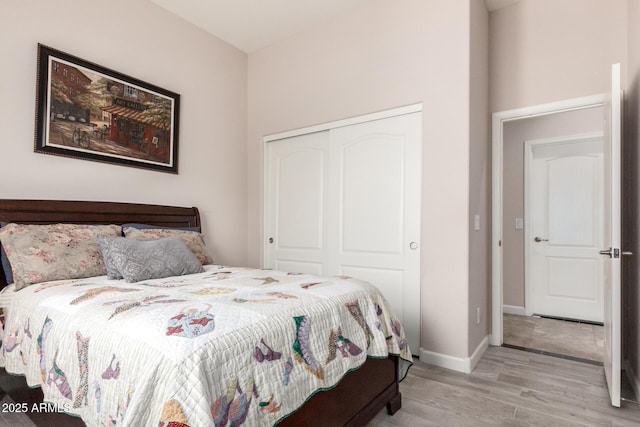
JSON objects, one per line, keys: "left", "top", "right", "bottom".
{"left": 0, "top": 199, "right": 201, "bottom": 287}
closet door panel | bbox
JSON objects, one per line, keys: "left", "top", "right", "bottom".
{"left": 329, "top": 112, "right": 422, "bottom": 353}
{"left": 265, "top": 132, "right": 329, "bottom": 274}
{"left": 340, "top": 265, "right": 405, "bottom": 315}
{"left": 340, "top": 135, "right": 404, "bottom": 254}
{"left": 277, "top": 149, "right": 324, "bottom": 249}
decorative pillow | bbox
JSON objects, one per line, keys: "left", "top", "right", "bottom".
{"left": 123, "top": 227, "right": 213, "bottom": 265}
{"left": 0, "top": 223, "right": 121, "bottom": 290}
{"left": 96, "top": 235, "right": 204, "bottom": 283}
{"left": 0, "top": 221, "right": 13, "bottom": 284}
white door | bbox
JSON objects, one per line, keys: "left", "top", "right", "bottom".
{"left": 602, "top": 63, "right": 623, "bottom": 408}
{"left": 527, "top": 135, "right": 604, "bottom": 323}
{"left": 265, "top": 131, "right": 330, "bottom": 275}
{"left": 264, "top": 112, "right": 422, "bottom": 353}
{"left": 327, "top": 113, "right": 422, "bottom": 353}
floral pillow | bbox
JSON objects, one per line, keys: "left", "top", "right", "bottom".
{"left": 0, "top": 223, "right": 121, "bottom": 290}
{"left": 123, "top": 227, "right": 213, "bottom": 265}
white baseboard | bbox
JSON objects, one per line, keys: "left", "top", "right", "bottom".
{"left": 419, "top": 335, "right": 489, "bottom": 374}
{"left": 625, "top": 359, "right": 640, "bottom": 402}
{"left": 503, "top": 305, "right": 526, "bottom": 316}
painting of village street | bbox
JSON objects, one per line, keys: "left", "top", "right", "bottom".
{"left": 35, "top": 45, "right": 179, "bottom": 173}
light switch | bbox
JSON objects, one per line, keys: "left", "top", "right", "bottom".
{"left": 515, "top": 218, "right": 524, "bottom": 230}
{"left": 474, "top": 214, "right": 480, "bottom": 231}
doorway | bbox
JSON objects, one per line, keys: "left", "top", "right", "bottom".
{"left": 491, "top": 95, "right": 607, "bottom": 364}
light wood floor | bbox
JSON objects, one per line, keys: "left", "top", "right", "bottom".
{"left": 371, "top": 346, "right": 640, "bottom": 426}
{"left": 1, "top": 346, "right": 638, "bottom": 426}
{"left": 0, "top": 393, "right": 35, "bottom": 427}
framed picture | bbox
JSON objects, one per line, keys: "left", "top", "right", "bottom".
{"left": 34, "top": 44, "right": 180, "bottom": 173}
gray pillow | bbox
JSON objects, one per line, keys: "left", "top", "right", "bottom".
{"left": 96, "top": 235, "right": 203, "bottom": 283}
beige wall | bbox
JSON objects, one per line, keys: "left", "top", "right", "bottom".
{"left": 468, "top": 0, "right": 491, "bottom": 353}
{"left": 0, "top": 0, "right": 248, "bottom": 266}
{"left": 490, "top": 0, "right": 627, "bottom": 112}
{"left": 248, "top": 0, "right": 482, "bottom": 359}
{"left": 624, "top": 0, "right": 640, "bottom": 399}
{"left": 502, "top": 108, "right": 604, "bottom": 309}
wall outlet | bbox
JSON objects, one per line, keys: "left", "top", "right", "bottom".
{"left": 474, "top": 214, "right": 480, "bottom": 231}
{"left": 476, "top": 307, "right": 481, "bottom": 325}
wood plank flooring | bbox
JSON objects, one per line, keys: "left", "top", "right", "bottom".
{"left": 0, "top": 393, "right": 35, "bottom": 427}
{"left": 0, "top": 346, "right": 637, "bottom": 426}
{"left": 371, "top": 346, "right": 640, "bottom": 426}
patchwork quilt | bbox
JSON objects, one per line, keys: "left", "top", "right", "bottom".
{"left": 0, "top": 265, "right": 412, "bottom": 426}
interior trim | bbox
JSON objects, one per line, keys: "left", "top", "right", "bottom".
{"left": 263, "top": 103, "right": 423, "bottom": 142}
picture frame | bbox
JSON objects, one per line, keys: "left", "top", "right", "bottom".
{"left": 34, "top": 44, "right": 180, "bottom": 174}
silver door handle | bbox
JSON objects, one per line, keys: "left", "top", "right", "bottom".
{"left": 409, "top": 242, "right": 418, "bottom": 250}
{"left": 534, "top": 237, "right": 549, "bottom": 242}
{"left": 599, "top": 248, "right": 633, "bottom": 258}
{"left": 599, "top": 248, "right": 613, "bottom": 257}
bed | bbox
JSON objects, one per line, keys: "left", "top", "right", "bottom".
{"left": 0, "top": 199, "right": 411, "bottom": 426}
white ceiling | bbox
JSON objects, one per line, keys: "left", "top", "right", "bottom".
{"left": 150, "top": 0, "right": 370, "bottom": 53}
{"left": 151, "top": 0, "right": 521, "bottom": 54}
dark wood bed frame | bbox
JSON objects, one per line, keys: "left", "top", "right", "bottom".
{"left": 0, "top": 199, "right": 401, "bottom": 426}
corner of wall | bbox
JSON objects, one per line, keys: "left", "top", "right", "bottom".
{"left": 419, "top": 335, "right": 489, "bottom": 374}
{"left": 468, "top": 0, "right": 491, "bottom": 357}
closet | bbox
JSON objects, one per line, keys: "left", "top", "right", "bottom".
{"left": 264, "top": 109, "right": 422, "bottom": 353}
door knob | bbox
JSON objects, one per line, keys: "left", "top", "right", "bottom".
{"left": 599, "top": 248, "right": 613, "bottom": 257}
{"left": 600, "top": 248, "right": 633, "bottom": 258}
{"left": 534, "top": 237, "right": 549, "bottom": 242}
{"left": 409, "top": 242, "right": 418, "bottom": 250}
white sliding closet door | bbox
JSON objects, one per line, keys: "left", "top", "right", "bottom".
{"left": 327, "top": 113, "right": 421, "bottom": 353}
{"left": 265, "top": 111, "right": 422, "bottom": 353}
{"left": 265, "top": 131, "right": 330, "bottom": 275}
